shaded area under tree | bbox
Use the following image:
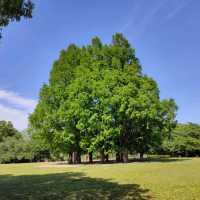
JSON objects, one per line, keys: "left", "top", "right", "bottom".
{"left": 0, "top": 172, "right": 151, "bottom": 200}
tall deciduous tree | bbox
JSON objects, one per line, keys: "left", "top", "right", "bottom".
{"left": 29, "top": 33, "right": 177, "bottom": 164}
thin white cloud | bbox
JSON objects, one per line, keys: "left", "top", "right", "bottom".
{"left": 120, "top": 0, "right": 138, "bottom": 32}
{"left": 121, "top": 0, "right": 169, "bottom": 36}
{"left": 0, "top": 103, "right": 29, "bottom": 130}
{"left": 0, "top": 89, "right": 37, "bottom": 130}
{"left": 0, "top": 89, "right": 36, "bottom": 112}
{"left": 166, "top": 0, "right": 192, "bottom": 20}
{"left": 134, "top": 0, "right": 168, "bottom": 36}
{"left": 121, "top": 0, "right": 192, "bottom": 37}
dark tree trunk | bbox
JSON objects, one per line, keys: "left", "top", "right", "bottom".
{"left": 68, "top": 152, "right": 73, "bottom": 164}
{"left": 116, "top": 152, "right": 121, "bottom": 162}
{"left": 89, "top": 152, "right": 93, "bottom": 163}
{"left": 72, "top": 151, "right": 81, "bottom": 164}
{"left": 140, "top": 152, "right": 144, "bottom": 160}
{"left": 105, "top": 154, "right": 109, "bottom": 162}
{"left": 120, "top": 152, "right": 124, "bottom": 162}
{"left": 122, "top": 149, "right": 128, "bottom": 163}
{"left": 77, "top": 151, "right": 81, "bottom": 164}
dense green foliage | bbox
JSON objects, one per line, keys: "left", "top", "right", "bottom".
{"left": 0, "top": 135, "right": 33, "bottom": 163}
{"left": 0, "top": 120, "right": 19, "bottom": 142}
{"left": 0, "top": 120, "right": 52, "bottom": 163}
{"left": 29, "top": 128, "right": 66, "bottom": 161}
{"left": 162, "top": 123, "right": 200, "bottom": 156}
{"left": 29, "top": 34, "right": 177, "bottom": 163}
{"left": 0, "top": 120, "right": 33, "bottom": 163}
{"left": 0, "top": 0, "right": 34, "bottom": 38}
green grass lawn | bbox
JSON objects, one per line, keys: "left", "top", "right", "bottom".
{"left": 0, "top": 158, "right": 200, "bottom": 200}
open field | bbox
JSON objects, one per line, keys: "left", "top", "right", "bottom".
{"left": 0, "top": 158, "right": 200, "bottom": 200}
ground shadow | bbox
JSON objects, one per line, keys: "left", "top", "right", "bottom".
{"left": 0, "top": 172, "right": 151, "bottom": 200}
{"left": 56, "top": 157, "right": 190, "bottom": 166}
{"left": 129, "top": 157, "right": 191, "bottom": 163}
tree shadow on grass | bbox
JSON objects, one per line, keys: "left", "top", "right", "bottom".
{"left": 0, "top": 172, "right": 151, "bottom": 200}
{"left": 55, "top": 157, "right": 190, "bottom": 166}
{"left": 129, "top": 157, "right": 191, "bottom": 163}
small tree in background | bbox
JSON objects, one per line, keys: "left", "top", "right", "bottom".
{"left": 0, "top": 120, "right": 19, "bottom": 142}
{"left": 0, "top": 120, "right": 34, "bottom": 163}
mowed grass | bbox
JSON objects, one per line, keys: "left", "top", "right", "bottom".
{"left": 0, "top": 158, "right": 200, "bottom": 200}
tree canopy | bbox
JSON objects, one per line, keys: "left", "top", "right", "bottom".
{"left": 0, "top": 0, "right": 34, "bottom": 38}
{"left": 29, "top": 33, "right": 177, "bottom": 163}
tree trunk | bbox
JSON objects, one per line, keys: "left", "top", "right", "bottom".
{"left": 116, "top": 152, "right": 121, "bottom": 162}
{"left": 105, "top": 154, "right": 109, "bottom": 162}
{"left": 122, "top": 149, "right": 128, "bottom": 163}
{"left": 120, "top": 152, "right": 124, "bottom": 162}
{"left": 72, "top": 151, "right": 81, "bottom": 164}
{"left": 72, "top": 151, "right": 77, "bottom": 164}
{"left": 140, "top": 152, "right": 144, "bottom": 160}
{"left": 89, "top": 152, "right": 93, "bottom": 163}
{"left": 100, "top": 151, "right": 105, "bottom": 163}
{"left": 68, "top": 152, "right": 73, "bottom": 164}
{"left": 77, "top": 151, "right": 81, "bottom": 164}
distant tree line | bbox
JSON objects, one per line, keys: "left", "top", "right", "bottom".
{"left": 29, "top": 33, "right": 177, "bottom": 164}
{"left": 1, "top": 120, "right": 200, "bottom": 164}
{"left": 0, "top": 120, "right": 31, "bottom": 163}
{"left": 161, "top": 123, "right": 200, "bottom": 157}
{"left": 0, "top": 120, "right": 51, "bottom": 163}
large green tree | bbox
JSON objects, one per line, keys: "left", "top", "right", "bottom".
{"left": 30, "top": 33, "right": 177, "bottom": 163}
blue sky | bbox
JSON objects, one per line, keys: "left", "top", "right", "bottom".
{"left": 0, "top": 0, "right": 199, "bottom": 130}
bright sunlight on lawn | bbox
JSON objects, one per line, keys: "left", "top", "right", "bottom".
{"left": 0, "top": 158, "right": 200, "bottom": 200}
